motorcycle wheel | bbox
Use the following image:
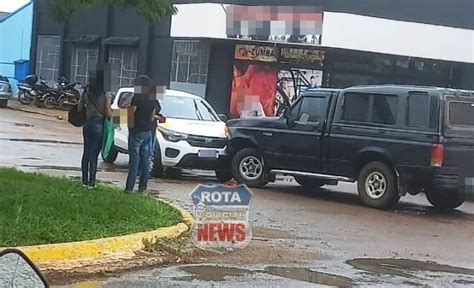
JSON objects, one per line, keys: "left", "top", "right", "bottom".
{"left": 43, "top": 95, "right": 57, "bottom": 109}
{"left": 19, "top": 92, "right": 33, "bottom": 105}
{"left": 58, "top": 96, "right": 71, "bottom": 111}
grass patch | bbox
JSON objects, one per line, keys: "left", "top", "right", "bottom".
{"left": 0, "top": 168, "right": 182, "bottom": 246}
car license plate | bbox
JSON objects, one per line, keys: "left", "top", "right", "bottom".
{"left": 198, "top": 150, "right": 218, "bottom": 158}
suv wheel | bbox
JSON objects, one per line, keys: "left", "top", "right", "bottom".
{"left": 425, "top": 190, "right": 465, "bottom": 210}
{"left": 102, "top": 146, "right": 118, "bottom": 163}
{"left": 294, "top": 176, "right": 326, "bottom": 189}
{"left": 215, "top": 169, "right": 233, "bottom": 183}
{"left": 150, "top": 145, "right": 163, "bottom": 178}
{"left": 357, "top": 161, "right": 399, "bottom": 209}
{"left": 232, "top": 148, "right": 268, "bottom": 188}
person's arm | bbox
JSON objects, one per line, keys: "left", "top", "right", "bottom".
{"left": 104, "top": 92, "right": 113, "bottom": 118}
{"left": 150, "top": 108, "right": 156, "bottom": 123}
{"left": 77, "top": 93, "right": 85, "bottom": 112}
{"left": 127, "top": 105, "right": 137, "bottom": 128}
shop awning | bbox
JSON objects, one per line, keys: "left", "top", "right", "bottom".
{"left": 65, "top": 34, "right": 101, "bottom": 44}
{"left": 103, "top": 37, "right": 140, "bottom": 46}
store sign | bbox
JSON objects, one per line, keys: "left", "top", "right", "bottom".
{"left": 190, "top": 184, "right": 253, "bottom": 253}
{"left": 235, "top": 44, "right": 277, "bottom": 62}
{"left": 280, "top": 48, "right": 325, "bottom": 65}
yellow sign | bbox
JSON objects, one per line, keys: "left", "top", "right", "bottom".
{"left": 281, "top": 48, "right": 325, "bottom": 64}
{"left": 235, "top": 44, "right": 277, "bottom": 62}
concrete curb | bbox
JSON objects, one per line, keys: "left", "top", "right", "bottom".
{"left": 0, "top": 198, "right": 194, "bottom": 266}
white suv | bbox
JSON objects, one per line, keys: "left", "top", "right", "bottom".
{"left": 104, "top": 87, "right": 232, "bottom": 182}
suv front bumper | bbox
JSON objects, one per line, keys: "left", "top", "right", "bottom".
{"left": 157, "top": 132, "right": 228, "bottom": 170}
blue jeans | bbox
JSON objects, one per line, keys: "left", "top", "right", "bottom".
{"left": 126, "top": 131, "right": 152, "bottom": 192}
{"left": 81, "top": 117, "right": 104, "bottom": 186}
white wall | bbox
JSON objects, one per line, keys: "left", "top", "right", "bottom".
{"left": 171, "top": 4, "right": 227, "bottom": 38}
{"left": 322, "top": 12, "right": 474, "bottom": 64}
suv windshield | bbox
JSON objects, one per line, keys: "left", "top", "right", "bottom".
{"left": 160, "top": 96, "right": 219, "bottom": 122}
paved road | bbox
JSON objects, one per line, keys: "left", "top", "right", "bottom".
{"left": 1, "top": 106, "right": 473, "bottom": 287}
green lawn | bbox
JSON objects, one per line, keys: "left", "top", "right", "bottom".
{"left": 0, "top": 168, "right": 182, "bottom": 246}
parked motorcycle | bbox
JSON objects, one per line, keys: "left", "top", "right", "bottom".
{"left": 56, "top": 77, "right": 81, "bottom": 110}
{"left": 17, "top": 74, "right": 40, "bottom": 105}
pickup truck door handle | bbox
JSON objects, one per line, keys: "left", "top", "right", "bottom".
{"left": 263, "top": 132, "right": 273, "bottom": 137}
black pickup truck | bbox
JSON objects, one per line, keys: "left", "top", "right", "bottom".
{"left": 227, "top": 85, "right": 474, "bottom": 209}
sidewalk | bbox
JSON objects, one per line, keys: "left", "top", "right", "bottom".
{"left": 7, "top": 100, "right": 68, "bottom": 121}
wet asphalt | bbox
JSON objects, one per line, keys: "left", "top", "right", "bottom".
{"left": 1, "top": 106, "right": 473, "bottom": 287}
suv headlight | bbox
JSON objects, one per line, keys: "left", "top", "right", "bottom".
{"left": 158, "top": 126, "right": 188, "bottom": 142}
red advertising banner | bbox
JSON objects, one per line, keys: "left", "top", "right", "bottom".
{"left": 230, "top": 63, "right": 278, "bottom": 118}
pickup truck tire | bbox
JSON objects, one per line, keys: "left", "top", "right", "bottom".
{"left": 294, "top": 176, "right": 326, "bottom": 189}
{"left": 425, "top": 190, "right": 465, "bottom": 210}
{"left": 357, "top": 161, "right": 400, "bottom": 209}
{"left": 232, "top": 148, "right": 268, "bottom": 188}
{"left": 215, "top": 169, "right": 233, "bottom": 183}
{"left": 102, "top": 145, "right": 118, "bottom": 163}
{"left": 0, "top": 99, "right": 8, "bottom": 108}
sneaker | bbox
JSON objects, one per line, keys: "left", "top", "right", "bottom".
{"left": 125, "top": 190, "right": 135, "bottom": 194}
{"left": 82, "top": 184, "right": 88, "bottom": 188}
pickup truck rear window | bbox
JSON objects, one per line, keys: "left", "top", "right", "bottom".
{"left": 449, "top": 101, "right": 474, "bottom": 128}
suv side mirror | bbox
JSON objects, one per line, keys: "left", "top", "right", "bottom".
{"left": 218, "top": 114, "right": 228, "bottom": 122}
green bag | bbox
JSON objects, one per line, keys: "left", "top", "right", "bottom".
{"left": 101, "top": 117, "right": 115, "bottom": 159}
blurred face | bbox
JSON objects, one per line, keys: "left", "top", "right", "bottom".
{"left": 282, "top": 80, "right": 288, "bottom": 88}
{"left": 310, "top": 77, "right": 316, "bottom": 85}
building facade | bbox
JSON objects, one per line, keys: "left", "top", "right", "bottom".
{"left": 0, "top": 1, "right": 33, "bottom": 95}
{"left": 31, "top": 0, "right": 473, "bottom": 115}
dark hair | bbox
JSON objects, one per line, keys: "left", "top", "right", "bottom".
{"left": 310, "top": 76, "right": 316, "bottom": 80}
{"left": 87, "top": 65, "right": 105, "bottom": 97}
{"left": 134, "top": 75, "right": 151, "bottom": 87}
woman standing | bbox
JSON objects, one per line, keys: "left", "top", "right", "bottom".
{"left": 78, "top": 67, "right": 112, "bottom": 188}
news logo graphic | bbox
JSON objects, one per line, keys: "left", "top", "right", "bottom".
{"left": 190, "top": 184, "right": 253, "bottom": 253}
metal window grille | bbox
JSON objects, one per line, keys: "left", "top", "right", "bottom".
{"left": 35, "top": 36, "right": 61, "bottom": 85}
{"left": 108, "top": 46, "right": 139, "bottom": 88}
{"left": 170, "top": 40, "right": 209, "bottom": 84}
{"left": 70, "top": 45, "right": 99, "bottom": 84}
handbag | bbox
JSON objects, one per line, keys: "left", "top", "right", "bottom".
{"left": 68, "top": 104, "right": 86, "bottom": 127}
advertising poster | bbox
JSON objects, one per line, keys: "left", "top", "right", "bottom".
{"left": 229, "top": 62, "right": 278, "bottom": 118}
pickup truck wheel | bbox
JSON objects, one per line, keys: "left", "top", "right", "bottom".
{"left": 294, "top": 176, "right": 326, "bottom": 189}
{"left": 425, "top": 190, "right": 465, "bottom": 210}
{"left": 357, "top": 161, "right": 399, "bottom": 209}
{"left": 102, "top": 145, "right": 118, "bottom": 163}
{"left": 232, "top": 148, "right": 268, "bottom": 188}
{"left": 215, "top": 169, "right": 233, "bottom": 183}
{"left": 0, "top": 99, "right": 8, "bottom": 108}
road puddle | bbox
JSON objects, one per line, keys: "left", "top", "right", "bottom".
{"left": 180, "top": 265, "right": 352, "bottom": 286}
{"left": 0, "top": 138, "right": 81, "bottom": 145}
{"left": 21, "top": 164, "right": 81, "bottom": 171}
{"left": 180, "top": 265, "right": 251, "bottom": 281}
{"left": 14, "top": 122, "right": 35, "bottom": 128}
{"left": 264, "top": 266, "right": 352, "bottom": 287}
{"left": 346, "top": 258, "right": 474, "bottom": 279}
